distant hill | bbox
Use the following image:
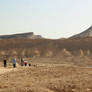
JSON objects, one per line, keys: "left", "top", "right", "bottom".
{"left": 0, "top": 32, "right": 43, "bottom": 39}
{"left": 0, "top": 37, "right": 92, "bottom": 58}
{"left": 71, "top": 26, "right": 92, "bottom": 38}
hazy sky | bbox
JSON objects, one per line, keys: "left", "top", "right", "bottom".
{"left": 0, "top": 0, "right": 92, "bottom": 39}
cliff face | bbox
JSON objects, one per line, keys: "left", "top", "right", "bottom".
{"left": 71, "top": 26, "right": 92, "bottom": 38}
{"left": 0, "top": 32, "right": 42, "bottom": 39}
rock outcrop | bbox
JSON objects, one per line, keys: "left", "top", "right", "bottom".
{"left": 0, "top": 32, "right": 42, "bottom": 39}
{"left": 71, "top": 26, "right": 92, "bottom": 38}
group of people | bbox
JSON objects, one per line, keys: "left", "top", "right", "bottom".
{"left": 3, "top": 58, "right": 31, "bottom": 68}
{"left": 20, "top": 58, "right": 31, "bottom": 67}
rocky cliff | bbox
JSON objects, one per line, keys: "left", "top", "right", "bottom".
{"left": 0, "top": 32, "right": 42, "bottom": 39}
{"left": 71, "top": 26, "right": 92, "bottom": 38}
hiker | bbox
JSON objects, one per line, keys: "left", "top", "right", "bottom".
{"left": 28, "top": 63, "right": 31, "bottom": 67}
{"left": 12, "top": 58, "right": 16, "bottom": 68}
{"left": 4, "top": 59, "right": 7, "bottom": 68}
{"left": 21, "top": 58, "right": 24, "bottom": 66}
{"left": 24, "top": 60, "right": 28, "bottom": 66}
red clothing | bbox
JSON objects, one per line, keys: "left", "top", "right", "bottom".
{"left": 24, "top": 61, "right": 27, "bottom": 64}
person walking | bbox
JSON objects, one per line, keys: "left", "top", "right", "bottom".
{"left": 4, "top": 59, "right": 7, "bottom": 68}
{"left": 28, "top": 63, "right": 31, "bottom": 67}
{"left": 12, "top": 58, "right": 16, "bottom": 68}
{"left": 24, "top": 60, "right": 27, "bottom": 66}
{"left": 21, "top": 58, "right": 24, "bottom": 66}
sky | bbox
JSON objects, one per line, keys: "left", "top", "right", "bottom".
{"left": 0, "top": 0, "right": 92, "bottom": 39}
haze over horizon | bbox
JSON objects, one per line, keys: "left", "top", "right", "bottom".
{"left": 0, "top": 0, "right": 92, "bottom": 39}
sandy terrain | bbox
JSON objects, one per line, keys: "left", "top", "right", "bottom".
{"left": 0, "top": 67, "right": 14, "bottom": 74}
{"left": 0, "top": 62, "right": 92, "bottom": 92}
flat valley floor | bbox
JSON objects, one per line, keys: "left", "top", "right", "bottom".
{"left": 0, "top": 61, "right": 92, "bottom": 92}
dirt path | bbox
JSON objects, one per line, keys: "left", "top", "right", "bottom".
{"left": 0, "top": 67, "right": 18, "bottom": 74}
{"left": 0, "top": 63, "right": 21, "bottom": 75}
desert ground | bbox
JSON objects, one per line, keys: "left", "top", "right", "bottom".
{"left": 0, "top": 57, "right": 92, "bottom": 92}
{"left": 0, "top": 38, "right": 92, "bottom": 92}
